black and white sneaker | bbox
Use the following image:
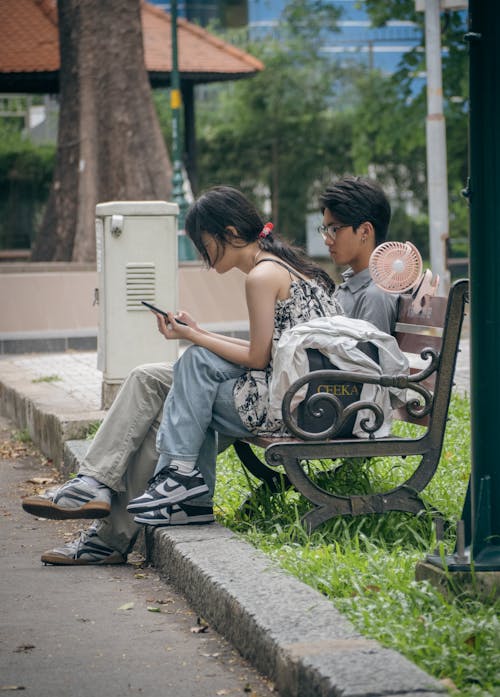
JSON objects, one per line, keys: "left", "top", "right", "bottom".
{"left": 41, "top": 523, "right": 125, "bottom": 565}
{"left": 133, "top": 502, "right": 215, "bottom": 526}
{"left": 22, "top": 476, "right": 112, "bottom": 520}
{"left": 126, "top": 466, "right": 209, "bottom": 513}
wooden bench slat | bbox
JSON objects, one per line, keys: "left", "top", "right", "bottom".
{"left": 397, "top": 295, "right": 448, "bottom": 327}
{"left": 395, "top": 332, "right": 442, "bottom": 353}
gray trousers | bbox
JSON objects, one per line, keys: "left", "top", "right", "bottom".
{"left": 79, "top": 363, "right": 172, "bottom": 554}
{"left": 78, "top": 363, "right": 235, "bottom": 555}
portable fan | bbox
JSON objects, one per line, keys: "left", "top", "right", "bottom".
{"left": 369, "top": 241, "right": 439, "bottom": 311}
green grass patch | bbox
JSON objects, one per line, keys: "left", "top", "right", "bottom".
{"left": 214, "top": 395, "right": 500, "bottom": 696}
{"left": 13, "top": 428, "right": 32, "bottom": 444}
{"left": 85, "top": 421, "right": 102, "bottom": 439}
{"left": 31, "top": 374, "right": 61, "bottom": 384}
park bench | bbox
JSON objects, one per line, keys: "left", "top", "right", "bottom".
{"left": 233, "top": 278, "right": 469, "bottom": 531}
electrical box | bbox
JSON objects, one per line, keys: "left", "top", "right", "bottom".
{"left": 95, "top": 200, "right": 179, "bottom": 408}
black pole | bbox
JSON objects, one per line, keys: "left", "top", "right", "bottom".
{"left": 465, "top": 0, "right": 500, "bottom": 569}
{"left": 170, "top": 0, "right": 196, "bottom": 261}
{"left": 426, "top": 0, "right": 500, "bottom": 573}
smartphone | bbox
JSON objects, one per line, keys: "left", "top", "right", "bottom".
{"left": 141, "top": 300, "right": 187, "bottom": 326}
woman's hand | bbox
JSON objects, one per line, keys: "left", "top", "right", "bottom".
{"left": 155, "top": 311, "right": 193, "bottom": 341}
{"left": 173, "top": 310, "right": 200, "bottom": 331}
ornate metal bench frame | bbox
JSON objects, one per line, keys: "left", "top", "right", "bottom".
{"left": 234, "top": 279, "right": 469, "bottom": 531}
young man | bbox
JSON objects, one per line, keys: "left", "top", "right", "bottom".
{"left": 319, "top": 176, "right": 398, "bottom": 335}
{"left": 21, "top": 176, "right": 398, "bottom": 565}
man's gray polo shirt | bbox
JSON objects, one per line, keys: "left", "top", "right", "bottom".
{"left": 334, "top": 267, "right": 399, "bottom": 335}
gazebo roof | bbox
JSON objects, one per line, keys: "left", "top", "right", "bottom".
{"left": 0, "top": 0, "right": 264, "bottom": 93}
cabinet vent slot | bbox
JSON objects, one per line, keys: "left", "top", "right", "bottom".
{"left": 126, "top": 262, "right": 155, "bottom": 309}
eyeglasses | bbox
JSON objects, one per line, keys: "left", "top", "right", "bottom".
{"left": 317, "top": 223, "right": 350, "bottom": 241}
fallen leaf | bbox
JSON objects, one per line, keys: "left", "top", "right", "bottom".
{"left": 0, "top": 688, "right": 26, "bottom": 692}
{"left": 440, "top": 677, "right": 459, "bottom": 692}
{"left": 117, "top": 602, "right": 134, "bottom": 611}
{"left": 190, "top": 616, "right": 209, "bottom": 633}
{"left": 464, "top": 635, "right": 476, "bottom": 649}
{"left": 26, "top": 477, "right": 55, "bottom": 485}
{"left": 134, "top": 573, "right": 146, "bottom": 579}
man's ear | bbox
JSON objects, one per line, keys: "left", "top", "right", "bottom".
{"left": 359, "top": 221, "right": 375, "bottom": 244}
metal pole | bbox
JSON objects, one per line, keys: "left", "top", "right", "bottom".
{"left": 465, "top": 0, "right": 500, "bottom": 570}
{"left": 425, "top": 0, "right": 500, "bottom": 573}
{"left": 424, "top": 0, "right": 450, "bottom": 294}
{"left": 170, "top": 0, "right": 196, "bottom": 261}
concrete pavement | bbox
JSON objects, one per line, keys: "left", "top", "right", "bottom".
{"left": 0, "top": 343, "right": 471, "bottom": 697}
{"left": 0, "top": 414, "right": 277, "bottom": 697}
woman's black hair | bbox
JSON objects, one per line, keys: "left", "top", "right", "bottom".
{"left": 185, "top": 186, "right": 335, "bottom": 293}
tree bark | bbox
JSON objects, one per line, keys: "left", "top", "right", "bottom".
{"left": 32, "top": 0, "right": 172, "bottom": 262}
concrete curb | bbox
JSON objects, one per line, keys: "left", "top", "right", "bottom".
{"left": 63, "top": 440, "right": 445, "bottom": 697}
{"left": 147, "top": 524, "right": 445, "bottom": 697}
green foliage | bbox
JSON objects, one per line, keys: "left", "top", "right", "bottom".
{"left": 358, "top": 1, "right": 470, "bottom": 246}
{"left": 194, "top": 1, "right": 468, "bottom": 253}
{"left": 195, "top": 4, "right": 357, "bottom": 243}
{"left": 152, "top": 90, "right": 173, "bottom": 148}
{"left": 213, "top": 395, "right": 500, "bottom": 695}
{"left": 0, "top": 120, "right": 55, "bottom": 249}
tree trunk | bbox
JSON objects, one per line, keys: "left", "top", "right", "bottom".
{"left": 32, "top": 0, "right": 172, "bottom": 262}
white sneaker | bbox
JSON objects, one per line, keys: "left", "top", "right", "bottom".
{"left": 134, "top": 502, "right": 215, "bottom": 526}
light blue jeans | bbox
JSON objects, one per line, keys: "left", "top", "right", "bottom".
{"left": 154, "top": 345, "right": 255, "bottom": 500}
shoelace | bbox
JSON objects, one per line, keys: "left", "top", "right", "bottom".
{"left": 145, "top": 469, "right": 172, "bottom": 490}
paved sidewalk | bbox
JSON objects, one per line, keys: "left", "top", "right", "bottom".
{"left": 0, "top": 412, "right": 278, "bottom": 697}
{"left": 0, "top": 344, "right": 470, "bottom": 697}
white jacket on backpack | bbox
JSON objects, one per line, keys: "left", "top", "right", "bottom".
{"left": 269, "top": 315, "right": 409, "bottom": 438}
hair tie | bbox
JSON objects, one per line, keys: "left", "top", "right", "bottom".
{"left": 259, "top": 222, "right": 274, "bottom": 239}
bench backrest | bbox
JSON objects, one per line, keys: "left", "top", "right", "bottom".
{"left": 393, "top": 279, "right": 468, "bottom": 430}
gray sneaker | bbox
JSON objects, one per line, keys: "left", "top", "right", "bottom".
{"left": 41, "top": 523, "right": 125, "bottom": 566}
{"left": 22, "top": 476, "right": 112, "bottom": 520}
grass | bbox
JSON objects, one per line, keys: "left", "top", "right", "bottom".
{"left": 31, "top": 374, "right": 62, "bottom": 384}
{"left": 13, "top": 428, "right": 32, "bottom": 443}
{"left": 85, "top": 421, "right": 102, "bottom": 439}
{"left": 213, "top": 395, "right": 500, "bottom": 697}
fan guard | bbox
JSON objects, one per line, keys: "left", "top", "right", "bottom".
{"left": 369, "top": 241, "right": 423, "bottom": 293}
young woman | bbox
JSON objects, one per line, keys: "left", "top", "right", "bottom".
{"left": 126, "top": 185, "right": 342, "bottom": 523}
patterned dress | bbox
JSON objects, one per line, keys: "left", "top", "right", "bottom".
{"left": 233, "top": 258, "right": 342, "bottom": 435}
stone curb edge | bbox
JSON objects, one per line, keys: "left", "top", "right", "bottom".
{"left": 146, "top": 523, "right": 445, "bottom": 697}
{"left": 65, "top": 438, "right": 447, "bottom": 697}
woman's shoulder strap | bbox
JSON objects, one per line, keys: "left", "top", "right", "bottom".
{"left": 255, "top": 257, "right": 302, "bottom": 279}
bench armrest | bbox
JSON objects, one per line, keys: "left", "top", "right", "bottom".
{"left": 281, "top": 347, "right": 439, "bottom": 441}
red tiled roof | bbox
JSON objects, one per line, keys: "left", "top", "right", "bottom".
{"left": 0, "top": 0, "right": 264, "bottom": 89}
{"left": 0, "top": 0, "right": 59, "bottom": 73}
{"left": 142, "top": 3, "right": 263, "bottom": 77}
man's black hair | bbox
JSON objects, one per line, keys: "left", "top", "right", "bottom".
{"left": 318, "top": 176, "right": 391, "bottom": 246}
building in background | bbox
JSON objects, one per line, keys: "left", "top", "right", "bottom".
{"left": 151, "top": 1, "right": 423, "bottom": 78}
